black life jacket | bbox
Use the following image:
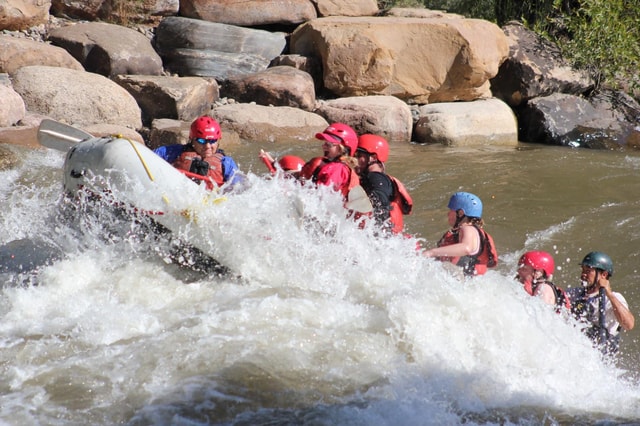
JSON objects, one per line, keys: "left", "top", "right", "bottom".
{"left": 570, "top": 288, "right": 621, "bottom": 355}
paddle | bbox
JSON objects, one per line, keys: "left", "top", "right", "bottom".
{"left": 598, "top": 286, "right": 607, "bottom": 345}
{"left": 37, "top": 119, "right": 93, "bottom": 152}
{"left": 345, "top": 185, "right": 373, "bottom": 214}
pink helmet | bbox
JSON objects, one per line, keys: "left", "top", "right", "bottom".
{"left": 190, "top": 116, "right": 221, "bottom": 140}
{"left": 315, "top": 123, "right": 358, "bottom": 156}
{"left": 518, "top": 251, "right": 555, "bottom": 278}
{"left": 278, "top": 155, "right": 305, "bottom": 173}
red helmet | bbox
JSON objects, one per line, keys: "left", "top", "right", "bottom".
{"left": 357, "top": 134, "right": 389, "bottom": 163}
{"left": 518, "top": 251, "right": 555, "bottom": 278}
{"left": 278, "top": 155, "right": 305, "bottom": 173}
{"left": 190, "top": 115, "right": 222, "bottom": 140}
{"left": 315, "top": 123, "right": 358, "bottom": 156}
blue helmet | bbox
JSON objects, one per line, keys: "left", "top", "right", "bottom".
{"left": 448, "top": 192, "right": 483, "bottom": 218}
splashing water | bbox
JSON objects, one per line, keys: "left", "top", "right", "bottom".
{"left": 1, "top": 145, "right": 639, "bottom": 425}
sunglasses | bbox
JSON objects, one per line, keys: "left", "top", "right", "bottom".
{"left": 194, "top": 138, "right": 218, "bottom": 145}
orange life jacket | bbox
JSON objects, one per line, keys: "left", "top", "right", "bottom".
{"left": 436, "top": 224, "right": 498, "bottom": 276}
{"left": 173, "top": 151, "right": 225, "bottom": 187}
{"left": 388, "top": 175, "right": 413, "bottom": 234}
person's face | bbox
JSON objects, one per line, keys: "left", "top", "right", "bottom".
{"left": 322, "top": 141, "right": 342, "bottom": 160}
{"left": 192, "top": 138, "right": 218, "bottom": 156}
{"left": 580, "top": 265, "right": 597, "bottom": 285}
{"left": 447, "top": 209, "right": 458, "bottom": 226}
{"left": 517, "top": 263, "right": 535, "bottom": 284}
{"left": 355, "top": 149, "right": 371, "bottom": 172}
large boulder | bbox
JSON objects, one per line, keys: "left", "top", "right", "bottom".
{"left": 212, "top": 103, "right": 328, "bottom": 144}
{"left": 48, "top": 22, "right": 163, "bottom": 77}
{"left": 0, "top": 34, "right": 84, "bottom": 74}
{"left": 315, "top": 0, "right": 378, "bottom": 17}
{"left": 221, "top": 66, "right": 316, "bottom": 111}
{"left": 0, "top": 84, "right": 25, "bottom": 126}
{"left": 518, "top": 92, "right": 640, "bottom": 149}
{"left": 0, "top": 0, "right": 50, "bottom": 31}
{"left": 490, "top": 22, "right": 594, "bottom": 107}
{"left": 11, "top": 65, "right": 142, "bottom": 129}
{"left": 290, "top": 15, "right": 508, "bottom": 103}
{"left": 314, "top": 95, "right": 413, "bottom": 143}
{"left": 50, "top": 0, "right": 178, "bottom": 23}
{"left": 414, "top": 98, "right": 518, "bottom": 146}
{"left": 179, "top": 0, "right": 316, "bottom": 26}
{"left": 155, "top": 16, "right": 287, "bottom": 80}
{"left": 114, "top": 74, "right": 219, "bottom": 126}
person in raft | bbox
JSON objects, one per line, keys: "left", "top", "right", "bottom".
{"left": 298, "top": 122, "right": 360, "bottom": 198}
{"left": 258, "top": 151, "right": 306, "bottom": 179}
{"left": 354, "top": 134, "right": 413, "bottom": 234}
{"left": 153, "top": 115, "right": 241, "bottom": 189}
{"left": 423, "top": 192, "right": 498, "bottom": 277}
{"left": 516, "top": 250, "right": 571, "bottom": 310}
{"left": 566, "top": 251, "right": 635, "bottom": 355}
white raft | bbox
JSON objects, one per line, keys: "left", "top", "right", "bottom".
{"left": 38, "top": 119, "right": 225, "bottom": 261}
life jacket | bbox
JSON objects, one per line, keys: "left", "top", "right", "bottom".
{"left": 532, "top": 280, "right": 572, "bottom": 312}
{"left": 436, "top": 224, "right": 498, "bottom": 276}
{"left": 388, "top": 175, "right": 413, "bottom": 234}
{"left": 570, "top": 288, "right": 621, "bottom": 355}
{"left": 173, "top": 150, "right": 225, "bottom": 187}
{"left": 306, "top": 156, "right": 359, "bottom": 198}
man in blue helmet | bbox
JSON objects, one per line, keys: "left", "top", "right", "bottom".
{"left": 423, "top": 192, "right": 497, "bottom": 277}
{"left": 566, "top": 251, "right": 635, "bottom": 355}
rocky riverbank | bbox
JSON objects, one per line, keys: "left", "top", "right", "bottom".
{"left": 1, "top": 1, "right": 639, "bottom": 154}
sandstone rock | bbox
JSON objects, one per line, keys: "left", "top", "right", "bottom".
{"left": 221, "top": 66, "right": 316, "bottom": 111}
{"left": 291, "top": 16, "right": 508, "bottom": 104}
{"left": 490, "top": 22, "right": 594, "bottom": 107}
{"left": 414, "top": 98, "right": 518, "bottom": 146}
{"left": 269, "top": 54, "right": 322, "bottom": 90}
{"left": 0, "top": 84, "right": 25, "bottom": 126}
{"left": 148, "top": 117, "right": 242, "bottom": 149}
{"left": 114, "top": 74, "right": 219, "bottom": 126}
{"left": 155, "top": 16, "right": 287, "bottom": 80}
{"left": 11, "top": 65, "right": 142, "bottom": 129}
{"left": 212, "top": 103, "right": 328, "bottom": 144}
{"left": 314, "top": 95, "right": 412, "bottom": 142}
{"left": 0, "top": 0, "right": 50, "bottom": 31}
{"left": 48, "top": 21, "right": 163, "bottom": 77}
{"left": 0, "top": 35, "right": 84, "bottom": 74}
{"left": 51, "top": 0, "right": 178, "bottom": 24}
{"left": 180, "top": 0, "right": 316, "bottom": 26}
{"left": 83, "top": 123, "right": 145, "bottom": 144}
{"left": 315, "top": 0, "right": 378, "bottom": 17}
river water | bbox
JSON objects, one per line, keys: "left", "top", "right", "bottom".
{"left": 1, "top": 137, "right": 639, "bottom": 425}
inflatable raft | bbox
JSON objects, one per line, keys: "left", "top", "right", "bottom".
{"left": 38, "top": 119, "right": 226, "bottom": 270}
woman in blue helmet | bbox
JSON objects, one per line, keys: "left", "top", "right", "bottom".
{"left": 423, "top": 192, "right": 497, "bottom": 276}
{"left": 566, "top": 251, "right": 635, "bottom": 355}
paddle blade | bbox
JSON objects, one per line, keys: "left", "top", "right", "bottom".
{"left": 37, "top": 119, "right": 93, "bottom": 152}
{"left": 345, "top": 185, "right": 373, "bottom": 214}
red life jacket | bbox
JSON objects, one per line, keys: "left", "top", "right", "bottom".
{"left": 173, "top": 151, "right": 225, "bottom": 187}
{"left": 388, "top": 175, "right": 413, "bottom": 234}
{"left": 436, "top": 224, "right": 498, "bottom": 276}
{"left": 304, "top": 156, "right": 359, "bottom": 198}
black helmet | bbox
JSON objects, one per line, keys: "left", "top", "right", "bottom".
{"left": 581, "top": 251, "right": 614, "bottom": 277}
